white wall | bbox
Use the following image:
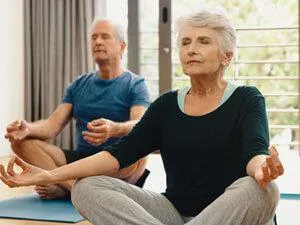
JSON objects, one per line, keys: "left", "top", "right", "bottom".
{"left": 0, "top": 0, "right": 24, "bottom": 156}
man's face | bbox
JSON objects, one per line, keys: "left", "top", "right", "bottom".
{"left": 90, "top": 21, "right": 126, "bottom": 64}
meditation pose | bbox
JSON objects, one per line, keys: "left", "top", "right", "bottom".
{"left": 4, "top": 18, "right": 151, "bottom": 199}
{"left": 1, "top": 11, "right": 283, "bottom": 225}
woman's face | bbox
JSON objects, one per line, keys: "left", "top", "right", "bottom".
{"left": 179, "top": 26, "right": 226, "bottom": 77}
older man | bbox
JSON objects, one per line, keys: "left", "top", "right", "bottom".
{"left": 5, "top": 18, "right": 151, "bottom": 199}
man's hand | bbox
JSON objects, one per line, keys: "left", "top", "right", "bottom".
{"left": 253, "top": 146, "right": 284, "bottom": 188}
{"left": 0, "top": 155, "right": 53, "bottom": 187}
{"left": 82, "top": 118, "right": 116, "bottom": 146}
{"left": 5, "top": 120, "right": 30, "bottom": 143}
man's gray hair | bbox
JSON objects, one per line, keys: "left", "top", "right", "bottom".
{"left": 176, "top": 10, "right": 236, "bottom": 53}
{"left": 89, "top": 17, "right": 125, "bottom": 42}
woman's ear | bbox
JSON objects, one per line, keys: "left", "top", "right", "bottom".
{"left": 221, "top": 51, "right": 234, "bottom": 66}
{"left": 224, "top": 51, "right": 234, "bottom": 65}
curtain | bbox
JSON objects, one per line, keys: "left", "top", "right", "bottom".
{"left": 24, "top": 0, "right": 94, "bottom": 149}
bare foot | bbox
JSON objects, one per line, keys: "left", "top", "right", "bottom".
{"left": 35, "top": 184, "right": 70, "bottom": 199}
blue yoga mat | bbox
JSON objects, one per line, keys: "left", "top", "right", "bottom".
{"left": 0, "top": 193, "right": 84, "bottom": 223}
{"left": 280, "top": 193, "right": 300, "bottom": 200}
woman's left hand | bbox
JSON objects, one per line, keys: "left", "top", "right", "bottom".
{"left": 253, "top": 146, "right": 284, "bottom": 188}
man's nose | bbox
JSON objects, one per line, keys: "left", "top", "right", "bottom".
{"left": 95, "top": 37, "right": 104, "bottom": 44}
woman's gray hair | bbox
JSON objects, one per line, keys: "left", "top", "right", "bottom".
{"left": 176, "top": 10, "right": 236, "bottom": 53}
{"left": 89, "top": 17, "right": 125, "bottom": 42}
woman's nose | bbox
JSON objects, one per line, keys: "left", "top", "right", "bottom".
{"left": 187, "top": 43, "right": 198, "bottom": 56}
{"left": 188, "top": 50, "right": 196, "bottom": 56}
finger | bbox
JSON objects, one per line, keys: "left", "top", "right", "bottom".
{"left": 0, "top": 165, "right": 17, "bottom": 187}
{"left": 82, "top": 131, "right": 98, "bottom": 138}
{"left": 258, "top": 179, "right": 266, "bottom": 189}
{"left": 20, "top": 120, "right": 27, "bottom": 129}
{"left": 254, "top": 170, "right": 265, "bottom": 188}
{"left": 0, "top": 164, "right": 10, "bottom": 179}
{"left": 6, "top": 126, "right": 20, "bottom": 133}
{"left": 87, "top": 122, "right": 101, "bottom": 131}
{"left": 13, "top": 155, "right": 30, "bottom": 171}
{"left": 87, "top": 123, "right": 107, "bottom": 133}
{"left": 82, "top": 131, "right": 106, "bottom": 139}
{"left": 0, "top": 168, "right": 19, "bottom": 188}
{"left": 83, "top": 135, "right": 96, "bottom": 142}
{"left": 269, "top": 146, "right": 278, "bottom": 156}
{"left": 262, "top": 165, "right": 271, "bottom": 183}
{"left": 256, "top": 169, "right": 267, "bottom": 189}
{"left": 266, "top": 157, "right": 279, "bottom": 179}
{"left": 91, "top": 125, "right": 108, "bottom": 133}
{"left": 0, "top": 174, "right": 14, "bottom": 187}
{"left": 270, "top": 149, "right": 284, "bottom": 175}
{"left": 12, "top": 120, "right": 22, "bottom": 126}
{"left": 5, "top": 133, "right": 23, "bottom": 142}
{"left": 7, "top": 120, "right": 21, "bottom": 130}
{"left": 90, "top": 118, "right": 105, "bottom": 126}
{"left": 4, "top": 133, "right": 16, "bottom": 140}
{"left": 7, "top": 156, "right": 17, "bottom": 176}
{"left": 8, "top": 120, "right": 21, "bottom": 128}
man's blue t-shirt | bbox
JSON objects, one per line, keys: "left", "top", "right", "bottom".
{"left": 62, "top": 70, "right": 151, "bottom": 154}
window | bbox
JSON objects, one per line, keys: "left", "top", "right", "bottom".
{"left": 171, "top": 0, "right": 299, "bottom": 151}
{"left": 97, "top": 0, "right": 299, "bottom": 151}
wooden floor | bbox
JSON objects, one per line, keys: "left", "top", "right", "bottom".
{"left": 0, "top": 156, "right": 91, "bottom": 225}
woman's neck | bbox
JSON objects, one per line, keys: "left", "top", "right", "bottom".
{"left": 189, "top": 75, "right": 227, "bottom": 97}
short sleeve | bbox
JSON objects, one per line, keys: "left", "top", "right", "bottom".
{"left": 62, "top": 74, "right": 87, "bottom": 104}
{"left": 130, "top": 78, "right": 151, "bottom": 108}
{"left": 62, "top": 80, "right": 77, "bottom": 104}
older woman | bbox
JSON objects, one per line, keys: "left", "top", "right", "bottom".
{"left": 1, "top": 11, "right": 283, "bottom": 225}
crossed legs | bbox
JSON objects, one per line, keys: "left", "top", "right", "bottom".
{"left": 72, "top": 176, "right": 279, "bottom": 225}
{"left": 11, "top": 139, "right": 148, "bottom": 199}
{"left": 11, "top": 139, "right": 72, "bottom": 198}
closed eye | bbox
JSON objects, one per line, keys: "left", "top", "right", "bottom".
{"left": 101, "top": 34, "right": 111, "bottom": 39}
{"left": 181, "top": 38, "right": 191, "bottom": 46}
{"left": 91, "top": 34, "right": 98, "bottom": 40}
{"left": 200, "top": 40, "right": 209, "bottom": 44}
{"left": 198, "top": 37, "right": 211, "bottom": 44}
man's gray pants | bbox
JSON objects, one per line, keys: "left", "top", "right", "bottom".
{"left": 71, "top": 176, "right": 279, "bottom": 225}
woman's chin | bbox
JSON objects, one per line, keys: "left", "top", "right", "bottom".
{"left": 186, "top": 71, "right": 205, "bottom": 77}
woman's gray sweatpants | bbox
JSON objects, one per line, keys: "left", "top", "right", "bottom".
{"left": 71, "top": 176, "right": 279, "bottom": 225}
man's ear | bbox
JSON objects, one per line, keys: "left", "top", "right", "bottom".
{"left": 119, "top": 41, "right": 126, "bottom": 58}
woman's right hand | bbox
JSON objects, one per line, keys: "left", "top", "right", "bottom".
{"left": 5, "top": 120, "right": 30, "bottom": 142}
{"left": 0, "top": 155, "right": 53, "bottom": 187}
{"left": 252, "top": 146, "right": 284, "bottom": 188}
